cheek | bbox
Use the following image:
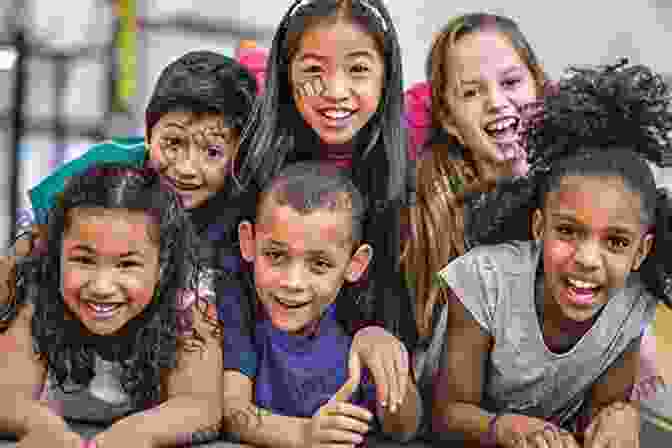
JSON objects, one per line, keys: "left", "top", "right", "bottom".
{"left": 126, "top": 275, "right": 157, "bottom": 307}
{"left": 148, "top": 143, "right": 170, "bottom": 172}
{"left": 544, "top": 239, "right": 575, "bottom": 274}
{"left": 202, "top": 162, "right": 229, "bottom": 190}
{"left": 60, "top": 268, "right": 84, "bottom": 301}
{"left": 254, "top": 260, "right": 283, "bottom": 290}
{"left": 358, "top": 80, "right": 383, "bottom": 113}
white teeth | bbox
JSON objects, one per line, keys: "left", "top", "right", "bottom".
{"left": 321, "top": 110, "right": 352, "bottom": 119}
{"left": 485, "top": 117, "right": 517, "bottom": 132}
{"left": 88, "top": 302, "right": 122, "bottom": 312}
{"left": 567, "top": 278, "right": 599, "bottom": 289}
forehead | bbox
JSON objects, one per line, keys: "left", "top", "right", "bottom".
{"left": 64, "top": 208, "right": 157, "bottom": 251}
{"left": 256, "top": 200, "right": 353, "bottom": 252}
{"left": 294, "top": 20, "right": 382, "bottom": 62}
{"left": 546, "top": 175, "right": 644, "bottom": 229}
{"left": 446, "top": 30, "right": 526, "bottom": 81}
{"left": 153, "top": 111, "right": 231, "bottom": 132}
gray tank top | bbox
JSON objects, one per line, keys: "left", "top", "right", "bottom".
{"left": 36, "top": 267, "right": 218, "bottom": 423}
{"left": 434, "top": 240, "right": 656, "bottom": 427}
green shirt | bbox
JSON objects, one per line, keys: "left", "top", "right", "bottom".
{"left": 29, "top": 137, "right": 146, "bottom": 224}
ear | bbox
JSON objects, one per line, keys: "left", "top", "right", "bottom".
{"left": 344, "top": 243, "right": 373, "bottom": 283}
{"left": 631, "top": 232, "right": 654, "bottom": 271}
{"left": 238, "top": 220, "right": 256, "bottom": 262}
{"left": 531, "top": 209, "right": 544, "bottom": 241}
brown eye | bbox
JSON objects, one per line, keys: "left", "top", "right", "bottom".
{"left": 608, "top": 237, "right": 630, "bottom": 251}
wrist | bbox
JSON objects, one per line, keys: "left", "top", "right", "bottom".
{"left": 482, "top": 413, "right": 502, "bottom": 447}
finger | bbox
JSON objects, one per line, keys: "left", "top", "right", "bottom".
{"left": 362, "top": 351, "right": 388, "bottom": 407}
{"left": 347, "top": 348, "right": 362, "bottom": 389}
{"left": 314, "top": 427, "right": 365, "bottom": 446}
{"left": 322, "top": 414, "right": 371, "bottom": 436}
{"left": 530, "top": 432, "right": 550, "bottom": 448}
{"left": 395, "top": 344, "right": 409, "bottom": 409}
{"left": 382, "top": 351, "right": 399, "bottom": 412}
{"left": 584, "top": 419, "right": 598, "bottom": 448}
{"left": 323, "top": 401, "right": 374, "bottom": 424}
{"left": 559, "top": 431, "right": 581, "bottom": 448}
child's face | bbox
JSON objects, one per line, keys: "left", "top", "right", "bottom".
{"left": 239, "top": 197, "right": 371, "bottom": 335}
{"left": 442, "top": 30, "right": 537, "bottom": 174}
{"left": 532, "top": 175, "right": 654, "bottom": 322}
{"left": 290, "top": 20, "right": 385, "bottom": 145}
{"left": 147, "top": 111, "right": 237, "bottom": 209}
{"left": 60, "top": 208, "right": 161, "bottom": 336}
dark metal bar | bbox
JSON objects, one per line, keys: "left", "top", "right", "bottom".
{"left": 53, "top": 53, "right": 67, "bottom": 167}
{"left": 9, "top": 27, "right": 26, "bottom": 241}
{"left": 138, "top": 15, "right": 274, "bottom": 41}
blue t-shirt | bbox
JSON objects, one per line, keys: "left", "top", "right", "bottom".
{"left": 217, "top": 260, "right": 378, "bottom": 419}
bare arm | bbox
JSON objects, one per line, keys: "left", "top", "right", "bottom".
{"left": 431, "top": 289, "right": 494, "bottom": 446}
{"left": 582, "top": 336, "right": 641, "bottom": 446}
{"left": 95, "top": 302, "right": 224, "bottom": 448}
{"left": 221, "top": 369, "right": 311, "bottom": 448}
{"left": 0, "top": 303, "right": 71, "bottom": 438}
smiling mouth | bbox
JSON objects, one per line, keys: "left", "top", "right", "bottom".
{"left": 318, "top": 108, "right": 356, "bottom": 121}
{"left": 84, "top": 301, "right": 126, "bottom": 317}
{"left": 170, "top": 180, "right": 201, "bottom": 191}
{"left": 272, "top": 295, "right": 310, "bottom": 309}
{"left": 564, "top": 277, "right": 603, "bottom": 306}
{"left": 483, "top": 117, "right": 520, "bottom": 139}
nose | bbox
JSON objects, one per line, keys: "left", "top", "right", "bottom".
{"left": 88, "top": 268, "right": 118, "bottom": 299}
{"left": 173, "top": 145, "right": 199, "bottom": 179}
{"left": 574, "top": 238, "right": 601, "bottom": 271}
{"left": 486, "top": 84, "right": 511, "bottom": 112}
{"left": 321, "top": 70, "right": 349, "bottom": 102}
{"left": 279, "top": 262, "right": 307, "bottom": 293}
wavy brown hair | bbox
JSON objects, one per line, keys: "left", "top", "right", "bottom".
{"left": 402, "top": 13, "right": 548, "bottom": 339}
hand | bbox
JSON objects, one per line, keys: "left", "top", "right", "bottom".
{"left": 350, "top": 326, "right": 409, "bottom": 412}
{"left": 303, "top": 363, "right": 374, "bottom": 448}
{"left": 495, "top": 414, "right": 581, "bottom": 448}
{"left": 584, "top": 402, "right": 639, "bottom": 448}
{"left": 17, "top": 427, "right": 84, "bottom": 448}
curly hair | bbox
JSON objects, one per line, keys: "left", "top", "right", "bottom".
{"left": 1, "top": 163, "right": 221, "bottom": 410}
{"left": 468, "top": 60, "right": 672, "bottom": 307}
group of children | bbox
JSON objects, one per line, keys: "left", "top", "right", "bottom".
{"left": 1, "top": 1, "right": 671, "bottom": 447}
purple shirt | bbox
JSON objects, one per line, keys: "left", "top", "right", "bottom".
{"left": 254, "top": 302, "right": 378, "bottom": 419}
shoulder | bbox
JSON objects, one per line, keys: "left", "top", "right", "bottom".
{"left": 442, "top": 240, "right": 539, "bottom": 278}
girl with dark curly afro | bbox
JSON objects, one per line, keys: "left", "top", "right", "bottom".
{"left": 0, "top": 164, "right": 224, "bottom": 447}
{"left": 432, "top": 60, "right": 672, "bottom": 447}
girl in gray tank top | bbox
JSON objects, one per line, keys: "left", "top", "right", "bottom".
{"left": 0, "top": 164, "right": 224, "bottom": 447}
{"left": 432, "top": 61, "right": 672, "bottom": 447}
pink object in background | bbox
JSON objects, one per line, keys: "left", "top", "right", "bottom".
{"left": 235, "top": 40, "right": 269, "bottom": 95}
{"left": 403, "top": 81, "right": 432, "bottom": 161}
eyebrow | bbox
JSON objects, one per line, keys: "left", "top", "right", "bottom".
{"left": 499, "top": 65, "right": 526, "bottom": 76}
{"left": 265, "top": 240, "right": 336, "bottom": 257}
{"left": 160, "top": 122, "right": 187, "bottom": 132}
{"left": 550, "top": 213, "right": 638, "bottom": 235}
{"left": 456, "top": 65, "right": 527, "bottom": 87}
{"left": 68, "top": 245, "right": 144, "bottom": 258}
{"left": 296, "top": 50, "right": 378, "bottom": 63}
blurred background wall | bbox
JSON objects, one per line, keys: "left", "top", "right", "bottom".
{"left": 0, "top": 0, "right": 671, "bottom": 248}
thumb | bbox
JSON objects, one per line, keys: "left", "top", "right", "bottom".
{"left": 331, "top": 351, "right": 362, "bottom": 403}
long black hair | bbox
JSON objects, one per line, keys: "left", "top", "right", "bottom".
{"left": 233, "top": 0, "right": 416, "bottom": 346}
{"left": 467, "top": 60, "right": 672, "bottom": 307}
{"left": 2, "top": 163, "right": 219, "bottom": 409}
